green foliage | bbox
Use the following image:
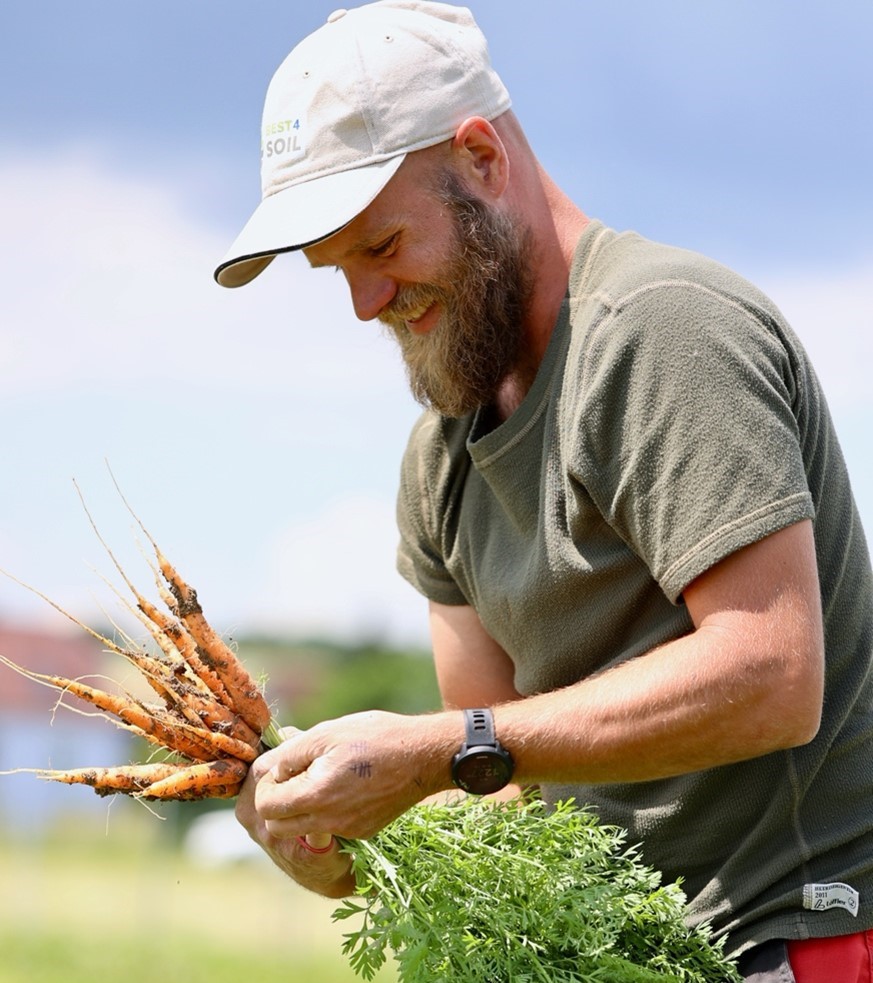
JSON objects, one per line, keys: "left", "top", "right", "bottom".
{"left": 237, "top": 636, "right": 441, "bottom": 729}
{"left": 0, "top": 818, "right": 395, "bottom": 983}
{"left": 0, "top": 929, "right": 347, "bottom": 983}
{"left": 333, "top": 797, "right": 742, "bottom": 983}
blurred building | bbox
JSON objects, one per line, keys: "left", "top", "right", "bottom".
{"left": 0, "top": 624, "right": 131, "bottom": 835}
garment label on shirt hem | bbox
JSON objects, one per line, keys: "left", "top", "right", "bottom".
{"left": 802, "top": 882, "right": 860, "bottom": 917}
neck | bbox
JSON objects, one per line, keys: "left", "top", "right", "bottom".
{"left": 528, "top": 169, "right": 589, "bottom": 345}
{"left": 492, "top": 356, "right": 540, "bottom": 422}
{"left": 493, "top": 175, "right": 588, "bottom": 422}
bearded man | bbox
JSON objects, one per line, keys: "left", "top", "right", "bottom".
{"left": 217, "top": 4, "right": 873, "bottom": 980}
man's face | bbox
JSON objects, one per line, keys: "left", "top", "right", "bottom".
{"left": 304, "top": 158, "right": 534, "bottom": 418}
{"left": 378, "top": 170, "right": 534, "bottom": 418}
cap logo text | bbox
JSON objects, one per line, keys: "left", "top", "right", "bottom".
{"left": 261, "top": 118, "right": 305, "bottom": 160}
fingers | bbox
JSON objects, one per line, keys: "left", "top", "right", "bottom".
{"left": 272, "top": 825, "right": 353, "bottom": 897}
{"left": 235, "top": 766, "right": 354, "bottom": 897}
{"left": 250, "top": 725, "right": 309, "bottom": 785}
{"left": 254, "top": 765, "right": 306, "bottom": 827}
{"left": 253, "top": 745, "right": 341, "bottom": 837}
{"left": 275, "top": 832, "right": 355, "bottom": 899}
{"left": 236, "top": 758, "right": 311, "bottom": 845}
{"left": 246, "top": 710, "right": 429, "bottom": 842}
{"left": 298, "top": 832, "right": 334, "bottom": 852}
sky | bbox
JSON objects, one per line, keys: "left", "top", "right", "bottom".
{"left": 0, "top": 0, "right": 871, "bottom": 649}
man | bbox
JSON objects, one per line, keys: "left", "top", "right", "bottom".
{"left": 217, "top": 3, "right": 873, "bottom": 979}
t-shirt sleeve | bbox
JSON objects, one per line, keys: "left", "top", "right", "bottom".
{"left": 573, "top": 279, "right": 815, "bottom": 602}
{"left": 396, "top": 413, "right": 470, "bottom": 606}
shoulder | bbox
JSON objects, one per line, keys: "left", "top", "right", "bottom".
{"left": 398, "top": 411, "right": 474, "bottom": 518}
{"left": 573, "top": 226, "right": 787, "bottom": 335}
{"left": 401, "top": 411, "right": 471, "bottom": 476}
{"left": 562, "top": 227, "right": 800, "bottom": 405}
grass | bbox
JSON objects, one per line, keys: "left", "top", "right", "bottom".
{"left": 0, "top": 804, "right": 397, "bottom": 983}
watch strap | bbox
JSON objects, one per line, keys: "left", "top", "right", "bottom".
{"left": 462, "top": 707, "right": 497, "bottom": 749}
{"left": 451, "top": 707, "right": 514, "bottom": 794}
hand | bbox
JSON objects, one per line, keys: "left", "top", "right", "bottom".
{"left": 235, "top": 729, "right": 356, "bottom": 898}
{"left": 253, "top": 710, "right": 453, "bottom": 841}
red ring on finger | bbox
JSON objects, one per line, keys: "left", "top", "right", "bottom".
{"left": 295, "top": 835, "right": 335, "bottom": 855}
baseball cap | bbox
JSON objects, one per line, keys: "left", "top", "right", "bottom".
{"left": 214, "top": 1, "right": 511, "bottom": 287}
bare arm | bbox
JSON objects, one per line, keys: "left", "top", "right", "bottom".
{"left": 429, "top": 601, "right": 522, "bottom": 709}
{"left": 238, "top": 519, "right": 824, "bottom": 884}
{"left": 493, "top": 518, "right": 824, "bottom": 783}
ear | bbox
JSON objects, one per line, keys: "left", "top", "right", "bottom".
{"left": 451, "top": 117, "right": 509, "bottom": 198}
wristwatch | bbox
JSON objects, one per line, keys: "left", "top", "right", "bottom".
{"left": 450, "top": 708, "right": 514, "bottom": 795}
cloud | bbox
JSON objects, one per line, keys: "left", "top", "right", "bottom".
{"left": 0, "top": 146, "right": 421, "bottom": 642}
{"left": 0, "top": 147, "right": 869, "bottom": 646}
{"left": 0, "top": 146, "right": 405, "bottom": 399}
{"left": 749, "top": 261, "right": 873, "bottom": 540}
{"left": 254, "top": 492, "right": 429, "bottom": 645}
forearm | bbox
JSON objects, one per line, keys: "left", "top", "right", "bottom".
{"left": 240, "top": 519, "right": 824, "bottom": 848}
{"left": 493, "top": 621, "right": 820, "bottom": 786}
{"left": 436, "top": 521, "right": 824, "bottom": 788}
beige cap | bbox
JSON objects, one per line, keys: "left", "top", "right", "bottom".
{"left": 214, "top": 1, "right": 511, "bottom": 287}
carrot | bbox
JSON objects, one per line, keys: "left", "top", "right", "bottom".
{"left": 72, "top": 478, "right": 242, "bottom": 713}
{"left": 169, "top": 782, "right": 244, "bottom": 801}
{"left": 129, "top": 647, "right": 261, "bottom": 748}
{"left": 117, "top": 647, "right": 235, "bottom": 738}
{"left": 114, "top": 644, "right": 192, "bottom": 709}
{"left": 98, "top": 472, "right": 268, "bottom": 722}
{"left": 110, "top": 596, "right": 261, "bottom": 746}
{"left": 137, "top": 757, "right": 248, "bottom": 800}
{"left": 0, "top": 656, "right": 258, "bottom": 763}
{"left": 171, "top": 684, "right": 262, "bottom": 749}
{"left": 98, "top": 568, "right": 221, "bottom": 700}
{"left": 4, "top": 569, "right": 217, "bottom": 739}
{"left": 0, "top": 539, "right": 233, "bottom": 748}
{"left": 0, "top": 567, "right": 179, "bottom": 706}
{"left": 0, "top": 655, "right": 160, "bottom": 724}
{"left": 122, "top": 709, "right": 260, "bottom": 763}
{"left": 34, "top": 762, "right": 191, "bottom": 794}
{"left": 156, "top": 547, "right": 272, "bottom": 735}
{"left": 26, "top": 760, "right": 248, "bottom": 800}
{"left": 105, "top": 468, "right": 276, "bottom": 738}
{"left": 0, "top": 473, "right": 285, "bottom": 811}
{"left": 120, "top": 571, "right": 234, "bottom": 705}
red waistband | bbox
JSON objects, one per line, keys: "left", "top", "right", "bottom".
{"left": 787, "top": 930, "right": 873, "bottom": 983}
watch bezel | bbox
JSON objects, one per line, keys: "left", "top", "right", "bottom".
{"left": 451, "top": 708, "right": 515, "bottom": 795}
{"left": 451, "top": 744, "right": 514, "bottom": 794}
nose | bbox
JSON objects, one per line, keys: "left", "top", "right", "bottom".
{"left": 344, "top": 268, "right": 397, "bottom": 322}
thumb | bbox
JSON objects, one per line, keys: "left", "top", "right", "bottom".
{"left": 301, "top": 832, "right": 334, "bottom": 852}
{"left": 268, "top": 734, "right": 314, "bottom": 784}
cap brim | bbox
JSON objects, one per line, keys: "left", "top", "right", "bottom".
{"left": 214, "top": 154, "right": 408, "bottom": 287}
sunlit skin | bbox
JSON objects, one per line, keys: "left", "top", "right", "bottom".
{"left": 235, "top": 112, "right": 825, "bottom": 900}
{"left": 303, "top": 146, "right": 457, "bottom": 329}
{"left": 303, "top": 113, "right": 586, "bottom": 420}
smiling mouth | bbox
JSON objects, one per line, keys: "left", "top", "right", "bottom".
{"left": 403, "top": 303, "right": 431, "bottom": 323}
{"left": 400, "top": 301, "right": 440, "bottom": 335}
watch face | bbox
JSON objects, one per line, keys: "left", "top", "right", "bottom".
{"left": 453, "top": 749, "right": 513, "bottom": 795}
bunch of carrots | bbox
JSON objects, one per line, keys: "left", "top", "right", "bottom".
{"left": 0, "top": 482, "right": 282, "bottom": 802}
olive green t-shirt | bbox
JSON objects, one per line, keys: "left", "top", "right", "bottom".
{"left": 396, "top": 221, "right": 873, "bottom": 956}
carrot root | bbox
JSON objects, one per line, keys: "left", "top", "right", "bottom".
{"left": 0, "top": 474, "right": 282, "bottom": 806}
{"left": 34, "top": 762, "right": 190, "bottom": 793}
{"left": 136, "top": 757, "right": 249, "bottom": 799}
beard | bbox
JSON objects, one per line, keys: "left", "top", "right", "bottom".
{"left": 378, "top": 171, "right": 534, "bottom": 418}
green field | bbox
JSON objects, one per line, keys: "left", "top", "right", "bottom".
{"left": 0, "top": 809, "right": 397, "bottom": 983}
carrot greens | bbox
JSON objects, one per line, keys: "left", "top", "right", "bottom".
{"left": 334, "top": 796, "right": 742, "bottom": 983}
